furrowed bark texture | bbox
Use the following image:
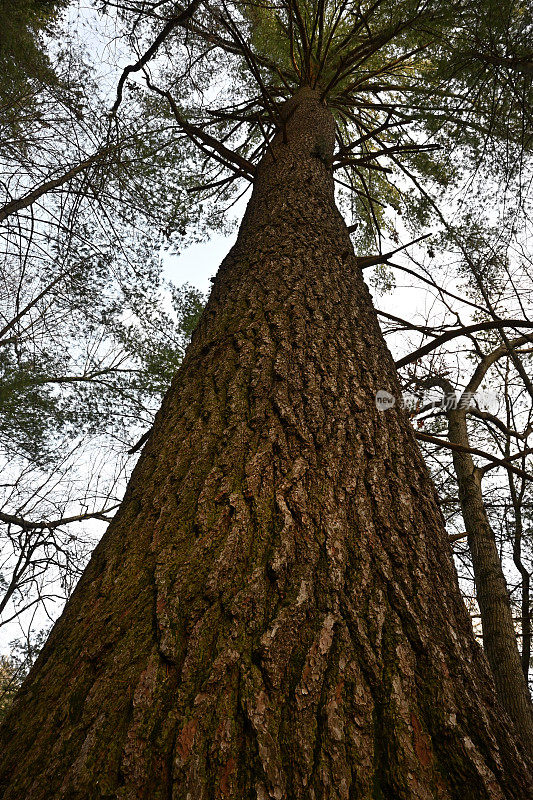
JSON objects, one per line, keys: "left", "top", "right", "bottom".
{"left": 1, "top": 88, "right": 532, "bottom": 799}
{"left": 447, "top": 408, "right": 533, "bottom": 755}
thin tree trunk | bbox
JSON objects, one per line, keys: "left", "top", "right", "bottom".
{"left": 447, "top": 407, "right": 533, "bottom": 753}
{"left": 508, "top": 475, "right": 531, "bottom": 682}
{"left": 0, "top": 88, "right": 531, "bottom": 799}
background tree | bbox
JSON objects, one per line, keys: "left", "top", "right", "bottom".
{"left": 0, "top": 0, "right": 207, "bottom": 641}
{"left": 386, "top": 210, "right": 533, "bottom": 696}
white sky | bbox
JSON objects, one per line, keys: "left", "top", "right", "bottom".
{"left": 163, "top": 232, "right": 236, "bottom": 295}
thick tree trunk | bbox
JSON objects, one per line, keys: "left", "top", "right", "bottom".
{"left": 447, "top": 408, "right": 533, "bottom": 753}
{"left": 0, "top": 88, "right": 531, "bottom": 799}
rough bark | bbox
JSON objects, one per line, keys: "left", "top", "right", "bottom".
{"left": 446, "top": 407, "right": 533, "bottom": 754}
{"left": 1, "top": 87, "right": 532, "bottom": 799}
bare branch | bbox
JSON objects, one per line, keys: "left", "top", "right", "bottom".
{"left": 0, "top": 506, "right": 119, "bottom": 532}
{"left": 415, "top": 432, "right": 533, "bottom": 481}
{"left": 396, "top": 321, "right": 533, "bottom": 368}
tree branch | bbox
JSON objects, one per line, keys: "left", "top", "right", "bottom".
{"left": 146, "top": 81, "right": 256, "bottom": 179}
{"left": 355, "top": 233, "right": 431, "bottom": 268}
{"left": 110, "top": 0, "right": 203, "bottom": 115}
{"left": 0, "top": 150, "right": 111, "bottom": 223}
{"left": 396, "top": 321, "right": 533, "bottom": 368}
{"left": 414, "top": 432, "right": 533, "bottom": 481}
{"left": 0, "top": 506, "right": 119, "bottom": 532}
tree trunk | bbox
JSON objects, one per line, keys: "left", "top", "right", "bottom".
{"left": 0, "top": 88, "right": 531, "bottom": 799}
{"left": 447, "top": 408, "right": 533, "bottom": 752}
{"left": 509, "top": 468, "right": 532, "bottom": 682}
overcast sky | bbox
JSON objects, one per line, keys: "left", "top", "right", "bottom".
{"left": 164, "top": 232, "right": 236, "bottom": 295}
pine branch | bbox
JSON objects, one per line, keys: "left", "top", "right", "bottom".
{"left": 110, "top": 0, "right": 203, "bottom": 116}
{"left": 146, "top": 81, "right": 256, "bottom": 179}
{"left": 0, "top": 149, "right": 111, "bottom": 223}
{"left": 354, "top": 233, "right": 431, "bottom": 267}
